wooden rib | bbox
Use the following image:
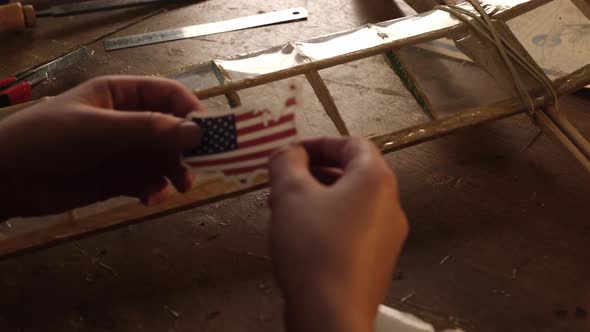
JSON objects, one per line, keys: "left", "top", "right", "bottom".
{"left": 225, "top": 90, "right": 242, "bottom": 108}
{"left": 535, "top": 110, "right": 590, "bottom": 172}
{"left": 373, "top": 65, "right": 590, "bottom": 153}
{"left": 492, "top": 21, "right": 590, "bottom": 164}
{"left": 373, "top": 101, "right": 523, "bottom": 153}
{"left": 1, "top": 65, "right": 588, "bottom": 260}
{"left": 571, "top": 0, "right": 590, "bottom": 20}
{"left": 305, "top": 70, "right": 350, "bottom": 136}
{"left": 386, "top": 51, "right": 438, "bottom": 119}
{"left": 543, "top": 106, "right": 590, "bottom": 161}
{"left": 211, "top": 59, "right": 242, "bottom": 108}
{"left": 0, "top": 178, "right": 268, "bottom": 260}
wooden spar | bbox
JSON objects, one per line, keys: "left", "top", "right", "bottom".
{"left": 536, "top": 110, "right": 590, "bottom": 172}
{"left": 0, "top": 65, "right": 588, "bottom": 260}
{"left": 542, "top": 106, "right": 590, "bottom": 161}
{"left": 0, "top": 180, "right": 268, "bottom": 260}
{"left": 373, "top": 20, "right": 590, "bottom": 157}
{"left": 305, "top": 70, "right": 350, "bottom": 136}
{"left": 373, "top": 65, "right": 590, "bottom": 153}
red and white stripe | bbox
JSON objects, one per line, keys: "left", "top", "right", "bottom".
{"left": 185, "top": 106, "right": 297, "bottom": 176}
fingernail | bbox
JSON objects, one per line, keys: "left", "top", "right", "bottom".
{"left": 178, "top": 120, "right": 203, "bottom": 150}
{"left": 145, "top": 184, "right": 175, "bottom": 206}
{"left": 177, "top": 167, "right": 195, "bottom": 193}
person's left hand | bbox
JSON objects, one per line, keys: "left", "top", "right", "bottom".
{"left": 0, "top": 76, "right": 204, "bottom": 219}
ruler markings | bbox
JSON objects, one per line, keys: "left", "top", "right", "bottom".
{"left": 104, "top": 7, "right": 308, "bottom": 51}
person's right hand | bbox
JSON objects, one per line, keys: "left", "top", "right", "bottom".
{"left": 269, "top": 137, "right": 409, "bottom": 332}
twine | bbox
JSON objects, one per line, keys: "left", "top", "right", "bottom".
{"left": 435, "top": 0, "right": 559, "bottom": 115}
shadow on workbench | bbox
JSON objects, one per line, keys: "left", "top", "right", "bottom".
{"left": 353, "top": 0, "right": 406, "bottom": 23}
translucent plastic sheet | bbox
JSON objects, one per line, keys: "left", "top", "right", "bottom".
{"left": 414, "top": 0, "right": 590, "bottom": 82}
{"left": 166, "top": 0, "right": 534, "bottom": 91}
{"left": 391, "top": 44, "right": 512, "bottom": 117}
{"left": 215, "top": 44, "right": 309, "bottom": 81}
{"left": 392, "top": 0, "right": 590, "bottom": 116}
{"left": 507, "top": 0, "right": 590, "bottom": 79}
{"left": 168, "top": 61, "right": 223, "bottom": 91}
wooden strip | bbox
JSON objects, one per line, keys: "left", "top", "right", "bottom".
{"left": 488, "top": 20, "right": 590, "bottom": 165}
{"left": 386, "top": 52, "right": 438, "bottom": 119}
{"left": 304, "top": 70, "right": 350, "bottom": 136}
{"left": 373, "top": 65, "right": 590, "bottom": 153}
{"left": 543, "top": 105, "right": 590, "bottom": 161}
{"left": 211, "top": 58, "right": 242, "bottom": 108}
{"left": 373, "top": 101, "right": 523, "bottom": 153}
{"left": 536, "top": 110, "right": 590, "bottom": 172}
{"left": 0, "top": 178, "right": 268, "bottom": 259}
{"left": 225, "top": 90, "right": 242, "bottom": 108}
{"left": 571, "top": 0, "right": 590, "bottom": 20}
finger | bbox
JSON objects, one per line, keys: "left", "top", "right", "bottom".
{"left": 78, "top": 76, "right": 204, "bottom": 117}
{"left": 98, "top": 153, "right": 171, "bottom": 200}
{"left": 269, "top": 144, "right": 321, "bottom": 195}
{"left": 301, "top": 137, "right": 394, "bottom": 187}
{"left": 164, "top": 158, "right": 194, "bottom": 193}
{"left": 103, "top": 167, "right": 172, "bottom": 205}
{"left": 300, "top": 137, "right": 383, "bottom": 172}
{"left": 140, "top": 176, "right": 174, "bottom": 206}
{"left": 145, "top": 152, "right": 194, "bottom": 193}
{"left": 90, "top": 107, "right": 203, "bottom": 153}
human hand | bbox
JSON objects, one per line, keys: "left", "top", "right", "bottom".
{"left": 268, "top": 137, "right": 409, "bottom": 332}
{"left": 0, "top": 76, "right": 204, "bottom": 219}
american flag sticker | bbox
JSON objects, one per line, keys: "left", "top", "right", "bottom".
{"left": 183, "top": 84, "right": 300, "bottom": 182}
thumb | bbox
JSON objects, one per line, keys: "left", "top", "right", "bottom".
{"left": 98, "top": 109, "right": 203, "bottom": 152}
{"left": 269, "top": 144, "right": 321, "bottom": 196}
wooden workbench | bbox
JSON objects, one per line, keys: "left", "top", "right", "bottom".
{"left": 0, "top": 0, "right": 589, "bottom": 331}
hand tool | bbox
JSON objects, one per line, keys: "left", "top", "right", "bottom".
{"left": 36, "top": 0, "right": 167, "bottom": 17}
{"left": 104, "top": 7, "right": 309, "bottom": 51}
{"left": 0, "top": 2, "right": 36, "bottom": 32}
{"left": 0, "top": 73, "right": 47, "bottom": 108}
{"left": 0, "top": 47, "right": 93, "bottom": 108}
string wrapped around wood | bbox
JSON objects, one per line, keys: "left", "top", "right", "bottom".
{"left": 435, "top": 0, "right": 559, "bottom": 116}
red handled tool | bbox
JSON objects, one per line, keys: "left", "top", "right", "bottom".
{"left": 0, "top": 73, "right": 47, "bottom": 108}
{"left": 0, "top": 46, "right": 93, "bottom": 109}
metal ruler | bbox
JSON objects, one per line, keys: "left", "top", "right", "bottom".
{"left": 104, "top": 7, "right": 309, "bottom": 51}
{"left": 13, "top": 47, "right": 94, "bottom": 86}
{"left": 36, "top": 0, "right": 167, "bottom": 17}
